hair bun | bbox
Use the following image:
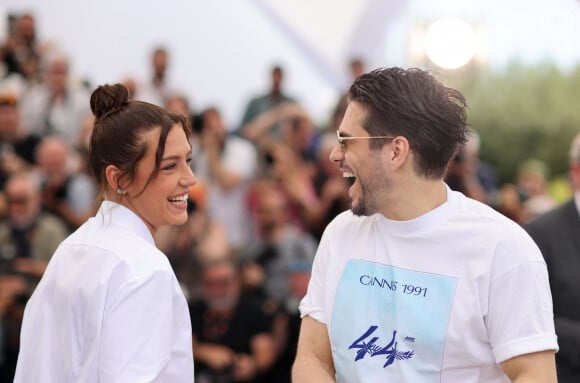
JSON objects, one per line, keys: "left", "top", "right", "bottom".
{"left": 90, "top": 83, "right": 130, "bottom": 120}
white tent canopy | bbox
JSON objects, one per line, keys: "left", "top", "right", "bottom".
{"left": 1, "top": 0, "right": 578, "bottom": 128}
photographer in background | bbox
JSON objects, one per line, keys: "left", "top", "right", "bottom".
{"left": 194, "top": 107, "right": 258, "bottom": 253}
{"left": 190, "top": 257, "right": 276, "bottom": 383}
{"left": 0, "top": 170, "right": 69, "bottom": 382}
{"left": 0, "top": 92, "right": 41, "bottom": 195}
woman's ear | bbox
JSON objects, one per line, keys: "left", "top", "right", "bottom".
{"left": 105, "top": 164, "right": 124, "bottom": 194}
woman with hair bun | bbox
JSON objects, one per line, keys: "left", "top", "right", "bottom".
{"left": 14, "top": 83, "right": 196, "bottom": 382}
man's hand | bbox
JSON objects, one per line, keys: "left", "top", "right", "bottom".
{"left": 196, "top": 343, "right": 235, "bottom": 371}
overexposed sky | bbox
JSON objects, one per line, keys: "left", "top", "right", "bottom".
{"left": 405, "top": 0, "right": 579, "bottom": 69}
{"left": 1, "top": 0, "right": 579, "bottom": 127}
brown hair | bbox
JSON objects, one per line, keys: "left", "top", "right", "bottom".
{"left": 88, "top": 83, "right": 191, "bottom": 201}
{"left": 348, "top": 67, "right": 469, "bottom": 179}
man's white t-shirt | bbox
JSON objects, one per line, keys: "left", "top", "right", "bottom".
{"left": 299, "top": 188, "right": 557, "bottom": 382}
{"left": 14, "top": 201, "right": 194, "bottom": 382}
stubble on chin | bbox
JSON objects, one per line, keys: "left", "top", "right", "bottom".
{"left": 350, "top": 198, "right": 371, "bottom": 217}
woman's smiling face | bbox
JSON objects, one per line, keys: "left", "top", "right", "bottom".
{"left": 124, "top": 123, "right": 196, "bottom": 234}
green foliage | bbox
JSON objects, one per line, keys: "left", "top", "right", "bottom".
{"left": 440, "top": 62, "right": 580, "bottom": 184}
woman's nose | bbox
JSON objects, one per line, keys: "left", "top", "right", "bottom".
{"left": 182, "top": 166, "right": 197, "bottom": 187}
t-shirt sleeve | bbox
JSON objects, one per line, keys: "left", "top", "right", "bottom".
{"left": 486, "top": 231, "right": 558, "bottom": 363}
{"left": 298, "top": 225, "right": 332, "bottom": 324}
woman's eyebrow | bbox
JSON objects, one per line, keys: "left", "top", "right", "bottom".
{"left": 161, "top": 150, "right": 192, "bottom": 162}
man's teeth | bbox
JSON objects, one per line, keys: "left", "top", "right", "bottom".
{"left": 343, "top": 172, "right": 355, "bottom": 178}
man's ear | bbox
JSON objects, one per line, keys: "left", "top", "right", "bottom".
{"left": 384, "top": 136, "right": 411, "bottom": 170}
{"left": 105, "top": 164, "right": 124, "bottom": 192}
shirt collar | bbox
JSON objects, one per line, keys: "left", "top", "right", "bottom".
{"left": 97, "top": 200, "right": 155, "bottom": 245}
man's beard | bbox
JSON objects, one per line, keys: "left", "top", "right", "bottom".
{"left": 351, "top": 188, "right": 374, "bottom": 216}
{"left": 351, "top": 172, "right": 390, "bottom": 216}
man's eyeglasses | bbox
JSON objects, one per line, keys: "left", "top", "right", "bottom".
{"left": 336, "top": 130, "right": 394, "bottom": 150}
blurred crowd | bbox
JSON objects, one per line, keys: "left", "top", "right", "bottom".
{"left": 0, "top": 12, "right": 573, "bottom": 382}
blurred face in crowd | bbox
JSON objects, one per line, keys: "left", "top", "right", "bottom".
{"left": 152, "top": 49, "right": 168, "bottom": 78}
{"left": 121, "top": 77, "right": 138, "bottom": 99}
{"left": 350, "top": 60, "right": 365, "bottom": 80}
{"left": 271, "top": 67, "right": 283, "bottom": 94}
{"left": 572, "top": 161, "right": 580, "bottom": 192}
{"left": 46, "top": 58, "right": 69, "bottom": 94}
{"left": 35, "top": 137, "right": 69, "bottom": 184}
{"left": 165, "top": 96, "right": 191, "bottom": 120}
{"left": 255, "top": 188, "right": 288, "bottom": 234}
{"left": 16, "top": 14, "right": 36, "bottom": 44}
{"left": 0, "top": 103, "right": 20, "bottom": 139}
{"left": 517, "top": 170, "right": 548, "bottom": 198}
{"left": 5, "top": 174, "right": 43, "bottom": 228}
{"left": 282, "top": 116, "right": 312, "bottom": 153}
{"left": 202, "top": 108, "right": 228, "bottom": 144}
{"left": 201, "top": 262, "right": 240, "bottom": 312}
{"left": 265, "top": 142, "right": 298, "bottom": 181}
{"left": 121, "top": 124, "right": 196, "bottom": 234}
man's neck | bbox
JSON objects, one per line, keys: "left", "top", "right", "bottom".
{"left": 380, "top": 179, "right": 447, "bottom": 221}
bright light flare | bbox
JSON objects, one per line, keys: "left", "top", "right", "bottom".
{"left": 425, "top": 17, "right": 476, "bottom": 70}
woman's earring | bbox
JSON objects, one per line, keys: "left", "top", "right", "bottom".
{"left": 116, "top": 188, "right": 127, "bottom": 195}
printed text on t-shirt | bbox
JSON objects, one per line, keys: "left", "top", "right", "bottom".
{"left": 359, "top": 275, "right": 428, "bottom": 297}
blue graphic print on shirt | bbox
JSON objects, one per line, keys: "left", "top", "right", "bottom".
{"left": 331, "top": 260, "right": 457, "bottom": 382}
{"left": 349, "top": 326, "right": 414, "bottom": 367}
